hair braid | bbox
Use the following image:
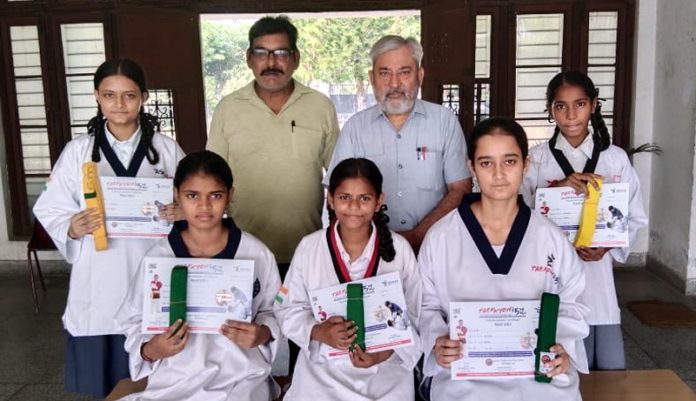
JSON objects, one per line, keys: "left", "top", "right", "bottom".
{"left": 590, "top": 101, "right": 611, "bottom": 151}
{"left": 87, "top": 106, "right": 105, "bottom": 162}
{"left": 139, "top": 110, "right": 161, "bottom": 165}
{"left": 374, "top": 205, "right": 395, "bottom": 262}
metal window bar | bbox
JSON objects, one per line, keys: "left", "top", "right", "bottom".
{"left": 145, "top": 89, "right": 176, "bottom": 140}
{"left": 441, "top": 84, "right": 460, "bottom": 117}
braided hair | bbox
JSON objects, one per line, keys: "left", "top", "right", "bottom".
{"left": 327, "top": 158, "right": 396, "bottom": 262}
{"left": 545, "top": 71, "right": 611, "bottom": 151}
{"left": 88, "top": 58, "right": 161, "bottom": 164}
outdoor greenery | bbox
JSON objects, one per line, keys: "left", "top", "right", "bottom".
{"left": 201, "top": 15, "right": 421, "bottom": 120}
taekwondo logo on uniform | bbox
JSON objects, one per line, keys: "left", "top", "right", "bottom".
{"left": 530, "top": 253, "right": 560, "bottom": 285}
{"left": 154, "top": 167, "right": 166, "bottom": 176}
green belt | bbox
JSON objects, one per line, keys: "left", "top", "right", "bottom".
{"left": 169, "top": 265, "right": 188, "bottom": 333}
{"left": 346, "top": 283, "right": 365, "bottom": 352}
{"left": 535, "top": 292, "right": 560, "bottom": 383}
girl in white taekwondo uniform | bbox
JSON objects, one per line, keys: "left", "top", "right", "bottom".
{"left": 419, "top": 117, "right": 589, "bottom": 401}
{"left": 117, "top": 151, "right": 282, "bottom": 401}
{"left": 521, "top": 71, "right": 647, "bottom": 370}
{"left": 274, "top": 158, "right": 422, "bottom": 401}
{"left": 33, "top": 59, "right": 184, "bottom": 398}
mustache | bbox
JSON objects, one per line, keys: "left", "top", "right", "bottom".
{"left": 261, "top": 68, "right": 284, "bottom": 76}
{"left": 386, "top": 88, "right": 408, "bottom": 97}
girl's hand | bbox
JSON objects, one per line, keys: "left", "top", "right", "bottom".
{"left": 545, "top": 344, "right": 571, "bottom": 377}
{"left": 310, "top": 316, "right": 357, "bottom": 350}
{"left": 349, "top": 345, "right": 393, "bottom": 368}
{"left": 553, "top": 173, "right": 603, "bottom": 196}
{"left": 159, "top": 202, "right": 184, "bottom": 223}
{"left": 433, "top": 335, "right": 463, "bottom": 368}
{"left": 577, "top": 246, "right": 609, "bottom": 261}
{"left": 142, "top": 320, "right": 190, "bottom": 361}
{"left": 68, "top": 208, "right": 103, "bottom": 239}
{"left": 221, "top": 320, "right": 272, "bottom": 349}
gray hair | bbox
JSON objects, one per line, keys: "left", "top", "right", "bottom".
{"left": 369, "top": 35, "right": 423, "bottom": 68}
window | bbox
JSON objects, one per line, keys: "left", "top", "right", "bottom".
{"left": 61, "top": 23, "right": 106, "bottom": 138}
{"left": 1, "top": 18, "right": 109, "bottom": 237}
{"left": 8, "top": 25, "right": 50, "bottom": 226}
{"left": 474, "top": 15, "right": 491, "bottom": 124}
{"left": 472, "top": 1, "right": 633, "bottom": 149}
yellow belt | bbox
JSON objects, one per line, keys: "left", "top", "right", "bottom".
{"left": 82, "top": 162, "right": 108, "bottom": 251}
{"left": 574, "top": 178, "right": 602, "bottom": 248}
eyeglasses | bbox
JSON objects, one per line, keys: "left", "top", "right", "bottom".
{"left": 250, "top": 47, "right": 295, "bottom": 60}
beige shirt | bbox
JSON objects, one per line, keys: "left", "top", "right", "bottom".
{"left": 207, "top": 80, "right": 339, "bottom": 263}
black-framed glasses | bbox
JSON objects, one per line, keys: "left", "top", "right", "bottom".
{"left": 250, "top": 47, "right": 294, "bottom": 60}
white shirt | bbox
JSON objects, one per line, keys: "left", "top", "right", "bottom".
{"left": 274, "top": 228, "right": 422, "bottom": 401}
{"left": 117, "top": 230, "right": 282, "bottom": 401}
{"left": 105, "top": 123, "right": 142, "bottom": 167}
{"left": 33, "top": 132, "right": 184, "bottom": 335}
{"left": 419, "top": 201, "right": 589, "bottom": 401}
{"left": 522, "top": 142, "right": 648, "bottom": 325}
{"left": 333, "top": 222, "right": 377, "bottom": 280}
{"left": 553, "top": 132, "right": 594, "bottom": 173}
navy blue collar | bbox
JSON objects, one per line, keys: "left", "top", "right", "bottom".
{"left": 548, "top": 133, "right": 600, "bottom": 177}
{"left": 458, "top": 193, "right": 531, "bottom": 275}
{"left": 97, "top": 127, "right": 149, "bottom": 177}
{"left": 168, "top": 218, "right": 242, "bottom": 259}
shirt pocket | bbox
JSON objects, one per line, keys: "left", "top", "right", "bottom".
{"left": 415, "top": 146, "right": 445, "bottom": 191}
{"left": 291, "top": 125, "right": 323, "bottom": 161}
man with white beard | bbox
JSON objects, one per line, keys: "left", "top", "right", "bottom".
{"left": 324, "top": 35, "right": 471, "bottom": 252}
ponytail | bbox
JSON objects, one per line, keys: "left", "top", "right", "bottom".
{"left": 374, "top": 205, "right": 395, "bottom": 262}
{"left": 590, "top": 101, "right": 611, "bottom": 151}
{"left": 87, "top": 106, "right": 105, "bottom": 162}
{"left": 139, "top": 109, "right": 161, "bottom": 165}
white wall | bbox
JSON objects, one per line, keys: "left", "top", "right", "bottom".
{"left": 646, "top": 0, "right": 696, "bottom": 294}
{"left": 630, "top": 0, "right": 657, "bottom": 263}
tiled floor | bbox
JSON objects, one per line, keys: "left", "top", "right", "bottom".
{"left": 1, "top": 263, "right": 695, "bottom": 400}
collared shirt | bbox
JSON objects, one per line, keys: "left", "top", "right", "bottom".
{"left": 207, "top": 79, "right": 340, "bottom": 263}
{"left": 554, "top": 132, "right": 594, "bottom": 172}
{"left": 333, "top": 222, "right": 377, "bottom": 281}
{"left": 105, "top": 123, "right": 142, "bottom": 167}
{"left": 325, "top": 99, "right": 471, "bottom": 231}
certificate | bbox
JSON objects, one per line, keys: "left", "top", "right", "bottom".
{"left": 100, "top": 176, "right": 174, "bottom": 239}
{"left": 141, "top": 257, "right": 255, "bottom": 334}
{"left": 308, "top": 271, "right": 415, "bottom": 358}
{"left": 449, "top": 300, "right": 540, "bottom": 380}
{"left": 535, "top": 183, "right": 630, "bottom": 247}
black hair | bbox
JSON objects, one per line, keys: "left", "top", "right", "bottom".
{"left": 248, "top": 15, "right": 299, "bottom": 52}
{"left": 86, "top": 58, "right": 161, "bottom": 165}
{"left": 173, "top": 150, "right": 234, "bottom": 191}
{"left": 328, "top": 158, "right": 395, "bottom": 262}
{"left": 546, "top": 71, "right": 611, "bottom": 151}
{"left": 467, "top": 116, "right": 529, "bottom": 161}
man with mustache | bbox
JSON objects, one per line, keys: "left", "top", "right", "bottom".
{"left": 208, "top": 16, "right": 339, "bottom": 278}
{"left": 325, "top": 35, "right": 472, "bottom": 253}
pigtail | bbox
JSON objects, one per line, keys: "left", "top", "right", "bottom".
{"left": 327, "top": 203, "right": 336, "bottom": 223}
{"left": 374, "top": 205, "right": 395, "bottom": 262}
{"left": 87, "top": 106, "right": 105, "bottom": 162}
{"left": 139, "top": 110, "right": 161, "bottom": 165}
{"left": 590, "top": 100, "right": 611, "bottom": 151}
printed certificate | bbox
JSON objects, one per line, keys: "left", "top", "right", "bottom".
{"left": 308, "top": 272, "right": 414, "bottom": 358}
{"left": 141, "top": 257, "right": 255, "bottom": 334}
{"left": 535, "top": 183, "right": 630, "bottom": 247}
{"left": 449, "top": 300, "right": 540, "bottom": 380}
{"left": 100, "top": 176, "right": 174, "bottom": 239}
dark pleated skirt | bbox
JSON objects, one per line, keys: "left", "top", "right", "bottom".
{"left": 64, "top": 331, "right": 130, "bottom": 398}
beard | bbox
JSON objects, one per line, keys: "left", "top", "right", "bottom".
{"left": 376, "top": 85, "right": 419, "bottom": 115}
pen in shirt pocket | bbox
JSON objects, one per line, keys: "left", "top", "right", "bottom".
{"left": 416, "top": 146, "right": 427, "bottom": 160}
{"left": 291, "top": 120, "right": 296, "bottom": 133}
